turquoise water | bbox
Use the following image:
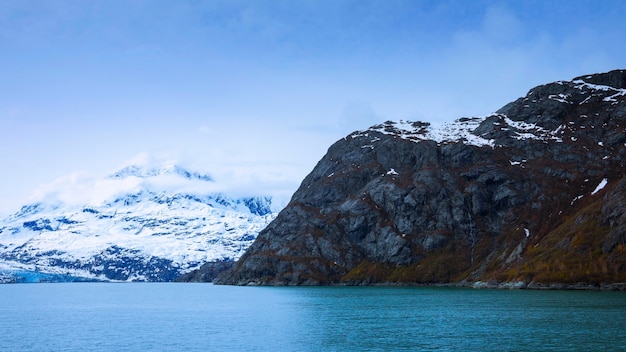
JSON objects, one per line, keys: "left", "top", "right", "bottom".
{"left": 0, "top": 284, "right": 624, "bottom": 351}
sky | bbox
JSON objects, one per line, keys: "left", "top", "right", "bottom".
{"left": 1, "top": 0, "right": 626, "bottom": 215}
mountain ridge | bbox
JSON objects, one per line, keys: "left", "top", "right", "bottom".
{"left": 108, "top": 163, "right": 214, "bottom": 182}
{"left": 214, "top": 69, "right": 626, "bottom": 288}
{"left": 0, "top": 163, "right": 276, "bottom": 283}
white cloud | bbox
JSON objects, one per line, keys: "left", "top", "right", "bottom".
{"left": 2, "top": 1, "right": 626, "bottom": 218}
{"left": 24, "top": 149, "right": 305, "bottom": 213}
{"left": 340, "top": 101, "right": 385, "bottom": 133}
{"left": 29, "top": 172, "right": 142, "bottom": 207}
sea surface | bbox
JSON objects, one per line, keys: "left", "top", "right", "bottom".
{"left": 0, "top": 283, "right": 624, "bottom": 351}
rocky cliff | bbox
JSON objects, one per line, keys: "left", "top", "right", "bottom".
{"left": 214, "top": 70, "right": 626, "bottom": 287}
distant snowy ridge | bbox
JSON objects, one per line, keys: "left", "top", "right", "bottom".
{"left": 0, "top": 163, "right": 276, "bottom": 283}
{"left": 109, "top": 163, "right": 213, "bottom": 181}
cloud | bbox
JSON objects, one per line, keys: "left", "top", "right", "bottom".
{"left": 29, "top": 172, "right": 142, "bottom": 207}
{"left": 480, "top": 4, "right": 524, "bottom": 44}
{"left": 458, "top": 3, "right": 624, "bottom": 79}
{"left": 197, "top": 125, "right": 211, "bottom": 134}
{"left": 3, "top": 1, "right": 626, "bottom": 218}
{"left": 405, "top": 2, "right": 626, "bottom": 121}
{"left": 340, "top": 101, "right": 384, "bottom": 132}
{"left": 25, "top": 150, "right": 303, "bottom": 212}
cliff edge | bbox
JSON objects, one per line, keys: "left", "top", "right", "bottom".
{"left": 215, "top": 70, "right": 626, "bottom": 288}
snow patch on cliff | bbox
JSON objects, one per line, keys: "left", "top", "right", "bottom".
{"left": 354, "top": 117, "right": 495, "bottom": 147}
{"left": 592, "top": 178, "right": 608, "bottom": 195}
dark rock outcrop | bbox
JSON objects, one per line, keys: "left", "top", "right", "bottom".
{"left": 215, "top": 69, "right": 626, "bottom": 287}
{"left": 176, "top": 260, "right": 234, "bottom": 282}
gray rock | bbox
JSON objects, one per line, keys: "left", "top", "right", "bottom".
{"left": 215, "top": 69, "right": 626, "bottom": 286}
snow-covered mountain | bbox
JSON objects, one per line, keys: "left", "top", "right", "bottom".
{"left": 0, "top": 162, "right": 276, "bottom": 283}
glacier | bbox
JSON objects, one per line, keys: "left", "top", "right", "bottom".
{"left": 0, "top": 162, "right": 276, "bottom": 282}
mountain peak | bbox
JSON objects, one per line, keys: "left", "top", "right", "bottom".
{"left": 350, "top": 70, "right": 626, "bottom": 149}
{"left": 573, "top": 69, "right": 626, "bottom": 89}
{"left": 0, "top": 158, "right": 276, "bottom": 282}
{"left": 108, "top": 164, "right": 213, "bottom": 182}
{"left": 216, "top": 70, "right": 626, "bottom": 287}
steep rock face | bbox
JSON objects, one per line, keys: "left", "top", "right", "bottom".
{"left": 216, "top": 69, "right": 626, "bottom": 286}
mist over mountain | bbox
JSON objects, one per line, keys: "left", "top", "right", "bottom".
{"left": 215, "top": 69, "right": 626, "bottom": 289}
{"left": 0, "top": 162, "right": 276, "bottom": 283}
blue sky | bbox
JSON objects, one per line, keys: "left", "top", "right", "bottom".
{"left": 1, "top": 0, "right": 626, "bottom": 215}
